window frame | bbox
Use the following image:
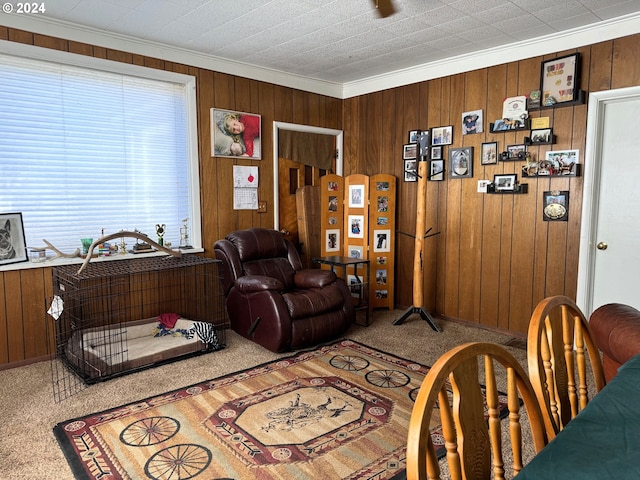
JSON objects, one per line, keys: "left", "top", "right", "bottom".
{"left": 0, "top": 40, "right": 202, "bottom": 271}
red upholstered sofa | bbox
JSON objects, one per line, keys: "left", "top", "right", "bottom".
{"left": 214, "top": 228, "right": 354, "bottom": 352}
{"left": 590, "top": 303, "right": 640, "bottom": 382}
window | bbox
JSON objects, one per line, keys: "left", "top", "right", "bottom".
{"left": 0, "top": 45, "right": 200, "bottom": 266}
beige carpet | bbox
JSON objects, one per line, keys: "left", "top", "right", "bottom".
{"left": 0, "top": 310, "right": 527, "bottom": 479}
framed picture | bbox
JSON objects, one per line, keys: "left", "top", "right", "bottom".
{"left": 431, "top": 126, "right": 453, "bottom": 145}
{"left": 540, "top": 53, "right": 581, "bottom": 106}
{"left": 375, "top": 269, "right": 387, "bottom": 284}
{"left": 347, "top": 275, "right": 363, "bottom": 298}
{"left": 0, "top": 213, "right": 28, "bottom": 266}
{"left": 449, "top": 146, "right": 473, "bottom": 178}
{"left": 545, "top": 149, "right": 580, "bottom": 175}
{"left": 348, "top": 184, "right": 365, "bottom": 208}
{"left": 373, "top": 229, "right": 391, "bottom": 252}
{"left": 348, "top": 245, "right": 364, "bottom": 259}
{"left": 429, "top": 159, "right": 444, "bottom": 181}
{"left": 326, "top": 229, "right": 340, "bottom": 252}
{"left": 403, "top": 143, "right": 417, "bottom": 159}
{"left": 529, "top": 128, "right": 553, "bottom": 144}
{"left": 377, "top": 195, "right": 388, "bottom": 212}
{"left": 404, "top": 159, "right": 418, "bottom": 182}
{"left": 348, "top": 214, "right": 365, "bottom": 238}
{"left": 507, "top": 144, "right": 527, "bottom": 159}
{"left": 481, "top": 141, "right": 498, "bottom": 165}
{"left": 543, "top": 190, "right": 570, "bottom": 221}
{"left": 431, "top": 146, "right": 442, "bottom": 160}
{"left": 462, "top": 109, "right": 483, "bottom": 135}
{"left": 493, "top": 173, "right": 517, "bottom": 191}
{"left": 211, "top": 108, "right": 261, "bottom": 159}
{"left": 328, "top": 195, "right": 338, "bottom": 212}
{"left": 376, "top": 181, "right": 389, "bottom": 191}
{"left": 408, "top": 130, "right": 418, "bottom": 144}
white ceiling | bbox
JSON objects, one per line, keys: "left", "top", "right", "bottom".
{"left": 2, "top": 0, "right": 640, "bottom": 97}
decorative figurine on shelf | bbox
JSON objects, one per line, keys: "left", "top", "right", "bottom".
{"left": 180, "top": 218, "right": 192, "bottom": 249}
{"left": 119, "top": 237, "right": 127, "bottom": 254}
{"left": 155, "top": 223, "right": 166, "bottom": 246}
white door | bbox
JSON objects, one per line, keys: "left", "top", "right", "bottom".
{"left": 577, "top": 86, "right": 640, "bottom": 316}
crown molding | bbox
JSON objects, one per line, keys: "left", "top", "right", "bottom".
{"left": 2, "top": 12, "right": 639, "bottom": 100}
{"left": 342, "top": 13, "right": 640, "bottom": 98}
{"left": 0, "top": 13, "right": 344, "bottom": 98}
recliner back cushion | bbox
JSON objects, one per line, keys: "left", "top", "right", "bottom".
{"left": 227, "top": 228, "right": 289, "bottom": 262}
{"left": 243, "top": 258, "right": 296, "bottom": 290}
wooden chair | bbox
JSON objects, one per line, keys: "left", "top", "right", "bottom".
{"left": 406, "top": 342, "right": 551, "bottom": 480}
{"left": 527, "top": 295, "right": 606, "bottom": 436}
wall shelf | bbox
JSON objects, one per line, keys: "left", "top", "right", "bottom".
{"left": 487, "top": 183, "right": 528, "bottom": 194}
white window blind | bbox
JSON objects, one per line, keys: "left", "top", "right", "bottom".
{"left": 0, "top": 52, "right": 199, "bottom": 257}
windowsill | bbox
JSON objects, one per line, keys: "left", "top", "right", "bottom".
{"left": 0, "top": 247, "right": 205, "bottom": 273}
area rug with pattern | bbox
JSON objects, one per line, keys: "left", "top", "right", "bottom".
{"left": 54, "top": 339, "right": 508, "bottom": 480}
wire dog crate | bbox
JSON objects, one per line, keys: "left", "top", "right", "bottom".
{"left": 49, "top": 255, "right": 227, "bottom": 401}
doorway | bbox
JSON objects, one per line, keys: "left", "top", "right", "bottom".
{"left": 577, "top": 86, "right": 640, "bottom": 315}
{"left": 272, "top": 122, "right": 343, "bottom": 258}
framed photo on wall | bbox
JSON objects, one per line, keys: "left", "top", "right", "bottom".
{"left": 540, "top": 53, "right": 581, "bottom": 106}
{"left": 348, "top": 184, "right": 365, "bottom": 208}
{"left": 403, "top": 143, "right": 417, "bottom": 159}
{"left": 429, "top": 160, "right": 444, "bottom": 181}
{"left": 462, "top": 109, "right": 483, "bottom": 134}
{"left": 348, "top": 215, "right": 364, "bottom": 238}
{"left": 543, "top": 190, "right": 570, "bottom": 221}
{"left": 481, "top": 141, "right": 498, "bottom": 165}
{"left": 449, "top": 146, "right": 473, "bottom": 178}
{"left": 404, "top": 159, "right": 417, "bottom": 182}
{"left": 326, "top": 229, "right": 340, "bottom": 252}
{"left": 431, "top": 126, "right": 453, "bottom": 145}
{"left": 373, "top": 229, "right": 391, "bottom": 252}
{"left": 211, "top": 108, "right": 261, "bottom": 159}
{"left": 0, "top": 212, "right": 28, "bottom": 266}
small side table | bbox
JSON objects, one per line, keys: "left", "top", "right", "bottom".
{"left": 313, "top": 256, "right": 370, "bottom": 327}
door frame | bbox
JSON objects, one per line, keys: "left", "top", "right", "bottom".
{"left": 576, "top": 85, "right": 640, "bottom": 316}
{"left": 272, "top": 121, "right": 343, "bottom": 230}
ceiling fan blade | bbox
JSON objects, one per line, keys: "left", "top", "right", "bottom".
{"left": 372, "top": 0, "right": 396, "bottom": 18}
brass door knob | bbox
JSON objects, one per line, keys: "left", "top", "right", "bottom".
{"left": 596, "top": 241, "right": 608, "bottom": 250}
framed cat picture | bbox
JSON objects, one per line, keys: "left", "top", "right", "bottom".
{"left": 0, "top": 212, "right": 28, "bottom": 266}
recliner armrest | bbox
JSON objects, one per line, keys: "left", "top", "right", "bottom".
{"left": 294, "top": 269, "right": 337, "bottom": 289}
{"left": 235, "top": 275, "right": 285, "bottom": 293}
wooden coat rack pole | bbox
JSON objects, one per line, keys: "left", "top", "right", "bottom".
{"left": 394, "top": 131, "right": 440, "bottom": 331}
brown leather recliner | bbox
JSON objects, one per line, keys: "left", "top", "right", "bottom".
{"left": 214, "top": 228, "right": 354, "bottom": 352}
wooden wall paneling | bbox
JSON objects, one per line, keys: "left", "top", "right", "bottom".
{"left": 588, "top": 41, "right": 614, "bottom": 93}
{"left": 0, "top": 274, "right": 8, "bottom": 363}
{"left": 504, "top": 57, "right": 541, "bottom": 332}
{"left": 258, "top": 82, "right": 275, "bottom": 229}
{"left": 442, "top": 74, "right": 465, "bottom": 319}
{"left": 612, "top": 36, "right": 640, "bottom": 89}
{"left": 233, "top": 77, "right": 258, "bottom": 229}
{"left": 4, "top": 271, "right": 24, "bottom": 362}
{"left": 274, "top": 85, "right": 294, "bottom": 124}
{"left": 197, "top": 69, "right": 219, "bottom": 250}
{"left": 364, "top": 91, "right": 383, "bottom": 175}
{"left": 381, "top": 89, "right": 398, "bottom": 178}
{"left": 19, "top": 269, "right": 48, "bottom": 359}
{"left": 8, "top": 28, "right": 33, "bottom": 45}
{"left": 213, "top": 72, "right": 240, "bottom": 236}
{"left": 0, "top": 26, "right": 8, "bottom": 40}
{"left": 457, "top": 68, "right": 488, "bottom": 323}
{"left": 33, "top": 33, "right": 67, "bottom": 52}
{"left": 478, "top": 64, "right": 507, "bottom": 327}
